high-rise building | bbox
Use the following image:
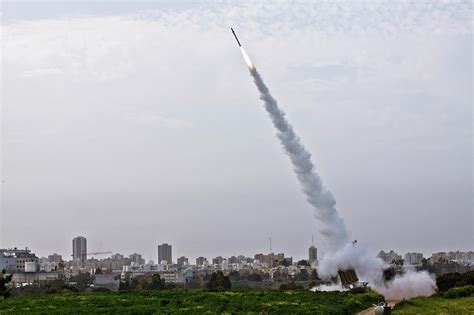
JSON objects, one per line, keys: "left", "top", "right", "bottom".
{"left": 253, "top": 253, "right": 285, "bottom": 267}
{"left": 431, "top": 252, "right": 448, "bottom": 263}
{"left": 309, "top": 246, "right": 318, "bottom": 263}
{"left": 48, "top": 253, "right": 63, "bottom": 263}
{"left": 377, "top": 250, "right": 402, "bottom": 264}
{"left": 177, "top": 256, "right": 188, "bottom": 267}
{"left": 129, "top": 253, "right": 145, "bottom": 265}
{"left": 212, "top": 256, "right": 225, "bottom": 265}
{"left": 72, "top": 236, "right": 87, "bottom": 262}
{"left": 158, "top": 243, "right": 172, "bottom": 264}
{"left": 404, "top": 252, "right": 423, "bottom": 265}
{"left": 196, "top": 256, "right": 208, "bottom": 266}
{"left": 228, "top": 256, "right": 239, "bottom": 264}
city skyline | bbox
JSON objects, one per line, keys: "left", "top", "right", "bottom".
{"left": 3, "top": 241, "right": 473, "bottom": 269}
{"left": 3, "top": 235, "right": 470, "bottom": 264}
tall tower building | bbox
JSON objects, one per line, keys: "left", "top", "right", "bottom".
{"left": 309, "top": 246, "right": 318, "bottom": 263}
{"left": 72, "top": 236, "right": 87, "bottom": 262}
{"left": 158, "top": 243, "right": 172, "bottom": 264}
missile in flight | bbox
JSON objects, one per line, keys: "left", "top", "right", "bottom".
{"left": 231, "top": 27, "right": 241, "bottom": 47}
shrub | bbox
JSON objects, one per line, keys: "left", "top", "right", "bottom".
{"left": 437, "top": 271, "right": 474, "bottom": 292}
{"left": 349, "top": 287, "right": 368, "bottom": 294}
{"left": 206, "top": 271, "right": 231, "bottom": 291}
{"left": 0, "top": 270, "right": 13, "bottom": 299}
{"left": 442, "top": 285, "right": 474, "bottom": 299}
{"left": 46, "top": 288, "right": 59, "bottom": 294}
{"left": 231, "top": 281, "right": 251, "bottom": 291}
{"left": 149, "top": 273, "right": 164, "bottom": 290}
{"left": 279, "top": 282, "right": 303, "bottom": 290}
{"left": 91, "top": 287, "right": 111, "bottom": 293}
{"left": 394, "top": 298, "right": 413, "bottom": 307}
{"left": 383, "top": 266, "right": 397, "bottom": 282}
{"left": 436, "top": 272, "right": 461, "bottom": 292}
{"left": 456, "top": 271, "right": 474, "bottom": 287}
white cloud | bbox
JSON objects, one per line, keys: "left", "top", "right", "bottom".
{"left": 21, "top": 67, "right": 63, "bottom": 77}
{"left": 122, "top": 112, "right": 192, "bottom": 129}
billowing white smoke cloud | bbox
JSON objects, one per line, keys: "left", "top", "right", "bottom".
{"left": 316, "top": 243, "right": 437, "bottom": 299}
{"left": 247, "top": 65, "right": 349, "bottom": 251}
{"left": 242, "top": 49, "right": 436, "bottom": 300}
{"left": 318, "top": 243, "right": 384, "bottom": 283}
{"left": 376, "top": 270, "right": 437, "bottom": 300}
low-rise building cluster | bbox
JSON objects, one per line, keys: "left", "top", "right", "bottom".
{"left": 2, "top": 237, "right": 473, "bottom": 291}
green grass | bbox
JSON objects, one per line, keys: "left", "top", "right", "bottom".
{"left": 392, "top": 296, "right": 474, "bottom": 314}
{"left": 0, "top": 288, "right": 382, "bottom": 314}
{"left": 393, "top": 286, "right": 474, "bottom": 315}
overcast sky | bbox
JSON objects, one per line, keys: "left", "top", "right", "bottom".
{"left": 1, "top": 1, "right": 472, "bottom": 262}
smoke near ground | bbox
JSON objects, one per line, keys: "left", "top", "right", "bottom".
{"left": 246, "top": 62, "right": 349, "bottom": 251}
{"left": 376, "top": 270, "right": 436, "bottom": 300}
{"left": 318, "top": 243, "right": 384, "bottom": 283}
{"left": 316, "top": 243, "right": 436, "bottom": 299}
{"left": 240, "top": 48, "right": 437, "bottom": 300}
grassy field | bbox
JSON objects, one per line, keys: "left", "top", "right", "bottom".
{"left": 392, "top": 295, "right": 474, "bottom": 314}
{"left": 0, "top": 288, "right": 382, "bottom": 314}
{"left": 392, "top": 286, "right": 474, "bottom": 315}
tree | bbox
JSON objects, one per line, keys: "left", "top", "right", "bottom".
{"left": 310, "top": 269, "right": 320, "bottom": 281}
{"left": 297, "top": 260, "right": 309, "bottom": 267}
{"left": 262, "top": 272, "right": 271, "bottom": 281}
{"left": 247, "top": 273, "right": 263, "bottom": 282}
{"left": 149, "top": 273, "right": 164, "bottom": 290}
{"left": 457, "top": 271, "right": 474, "bottom": 287}
{"left": 131, "top": 276, "right": 149, "bottom": 291}
{"left": 206, "top": 271, "right": 231, "bottom": 290}
{"left": 279, "top": 259, "right": 291, "bottom": 267}
{"left": 436, "top": 272, "right": 462, "bottom": 292}
{"left": 95, "top": 268, "right": 103, "bottom": 275}
{"left": 119, "top": 274, "right": 131, "bottom": 292}
{"left": 69, "top": 272, "right": 94, "bottom": 291}
{"left": 0, "top": 269, "right": 13, "bottom": 299}
{"left": 295, "top": 269, "right": 309, "bottom": 281}
{"left": 382, "top": 266, "right": 397, "bottom": 282}
{"left": 228, "top": 270, "right": 240, "bottom": 281}
{"left": 273, "top": 269, "right": 285, "bottom": 282}
{"left": 186, "top": 275, "right": 203, "bottom": 289}
{"left": 279, "top": 281, "right": 302, "bottom": 290}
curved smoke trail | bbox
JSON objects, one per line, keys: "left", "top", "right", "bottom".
{"left": 239, "top": 47, "right": 437, "bottom": 299}
{"left": 243, "top": 50, "right": 349, "bottom": 251}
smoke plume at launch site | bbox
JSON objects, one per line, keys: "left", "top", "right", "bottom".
{"left": 239, "top": 47, "right": 436, "bottom": 300}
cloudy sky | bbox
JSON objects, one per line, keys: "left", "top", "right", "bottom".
{"left": 1, "top": 1, "right": 472, "bottom": 262}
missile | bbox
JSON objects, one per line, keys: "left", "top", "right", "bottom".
{"left": 230, "top": 27, "right": 241, "bottom": 47}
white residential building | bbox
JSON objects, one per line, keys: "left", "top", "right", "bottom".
{"left": 404, "top": 252, "right": 423, "bottom": 265}
{"left": 377, "top": 250, "right": 402, "bottom": 264}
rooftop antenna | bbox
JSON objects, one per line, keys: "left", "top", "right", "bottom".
{"left": 312, "top": 234, "right": 314, "bottom": 246}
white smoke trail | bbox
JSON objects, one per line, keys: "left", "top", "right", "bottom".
{"left": 240, "top": 47, "right": 437, "bottom": 300}
{"left": 241, "top": 48, "right": 349, "bottom": 250}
